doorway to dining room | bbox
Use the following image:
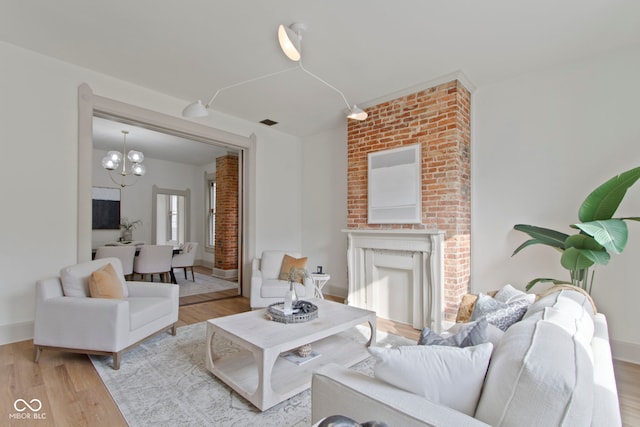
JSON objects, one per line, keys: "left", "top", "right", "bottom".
{"left": 90, "top": 113, "right": 243, "bottom": 304}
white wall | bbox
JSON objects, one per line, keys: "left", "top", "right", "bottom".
{"left": 302, "top": 123, "right": 349, "bottom": 297}
{"left": 0, "top": 41, "right": 303, "bottom": 344}
{"left": 92, "top": 148, "right": 203, "bottom": 248}
{"left": 472, "top": 46, "right": 640, "bottom": 362}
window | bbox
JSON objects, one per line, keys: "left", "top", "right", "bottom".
{"left": 152, "top": 185, "right": 190, "bottom": 246}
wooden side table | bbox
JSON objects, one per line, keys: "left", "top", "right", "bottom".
{"left": 311, "top": 273, "right": 331, "bottom": 298}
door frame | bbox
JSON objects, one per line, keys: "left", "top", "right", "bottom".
{"left": 77, "top": 83, "right": 256, "bottom": 296}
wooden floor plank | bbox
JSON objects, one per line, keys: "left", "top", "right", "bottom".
{"left": 2, "top": 295, "right": 639, "bottom": 426}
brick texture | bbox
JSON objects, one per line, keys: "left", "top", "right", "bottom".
{"left": 214, "top": 155, "right": 239, "bottom": 271}
{"left": 347, "top": 80, "right": 471, "bottom": 321}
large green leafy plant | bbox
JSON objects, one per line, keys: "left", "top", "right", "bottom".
{"left": 513, "top": 167, "right": 640, "bottom": 293}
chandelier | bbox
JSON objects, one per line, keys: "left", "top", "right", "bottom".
{"left": 101, "top": 130, "right": 146, "bottom": 188}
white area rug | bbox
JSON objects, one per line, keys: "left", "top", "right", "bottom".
{"left": 174, "top": 272, "right": 237, "bottom": 297}
{"left": 91, "top": 322, "right": 413, "bottom": 426}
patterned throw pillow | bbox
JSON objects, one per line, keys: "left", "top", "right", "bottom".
{"left": 418, "top": 317, "right": 489, "bottom": 347}
{"left": 471, "top": 293, "right": 530, "bottom": 331}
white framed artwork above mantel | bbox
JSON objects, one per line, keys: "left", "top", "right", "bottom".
{"left": 368, "top": 143, "right": 421, "bottom": 224}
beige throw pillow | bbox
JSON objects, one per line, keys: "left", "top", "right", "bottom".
{"left": 278, "top": 255, "right": 308, "bottom": 283}
{"left": 89, "top": 263, "right": 125, "bottom": 299}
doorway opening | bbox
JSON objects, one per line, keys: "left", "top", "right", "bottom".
{"left": 78, "top": 84, "right": 256, "bottom": 304}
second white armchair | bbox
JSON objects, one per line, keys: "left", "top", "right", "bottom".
{"left": 250, "top": 250, "right": 314, "bottom": 309}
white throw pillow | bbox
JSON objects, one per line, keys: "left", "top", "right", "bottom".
{"left": 60, "top": 258, "right": 128, "bottom": 297}
{"left": 369, "top": 342, "right": 493, "bottom": 416}
{"left": 494, "top": 284, "right": 536, "bottom": 304}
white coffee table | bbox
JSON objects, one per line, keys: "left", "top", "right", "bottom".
{"left": 205, "top": 298, "right": 376, "bottom": 411}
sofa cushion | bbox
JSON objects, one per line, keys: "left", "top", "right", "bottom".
{"left": 369, "top": 343, "right": 493, "bottom": 416}
{"left": 524, "top": 288, "right": 596, "bottom": 320}
{"left": 60, "top": 258, "right": 128, "bottom": 298}
{"left": 89, "top": 263, "right": 125, "bottom": 299}
{"left": 278, "top": 254, "right": 308, "bottom": 283}
{"left": 475, "top": 315, "right": 594, "bottom": 426}
{"left": 128, "top": 297, "right": 174, "bottom": 331}
{"left": 419, "top": 318, "right": 489, "bottom": 347}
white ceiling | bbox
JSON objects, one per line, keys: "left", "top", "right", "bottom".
{"left": 92, "top": 117, "right": 231, "bottom": 166}
{"left": 2, "top": 1, "right": 640, "bottom": 137}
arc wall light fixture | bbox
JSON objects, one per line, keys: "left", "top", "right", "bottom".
{"left": 101, "top": 130, "right": 146, "bottom": 188}
{"left": 182, "top": 22, "right": 367, "bottom": 121}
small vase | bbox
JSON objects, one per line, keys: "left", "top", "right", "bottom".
{"left": 123, "top": 230, "right": 133, "bottom": 241}
{"left": 283, "top": 281, "right": 298, "bottom": 315}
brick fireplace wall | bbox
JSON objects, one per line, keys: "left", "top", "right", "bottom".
{"left": 347, "top": 80, "right": 471, "bottom": 320}
{"left": 214, "top": 154, "right": 239, "bottom": 272}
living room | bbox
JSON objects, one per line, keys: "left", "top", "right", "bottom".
{"left": 2, "top": 1, "right": 640, "bottom": 426}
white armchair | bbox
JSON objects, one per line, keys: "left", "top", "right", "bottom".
{"left": 250, "top": 250, "right": 314, "bottom": 309}
{"left": 34, "top": 257, "right": 179, "bottom": 369}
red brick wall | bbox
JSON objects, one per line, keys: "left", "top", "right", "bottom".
{"left": 214, "top": 155, "right": 239, "bottom": 271}
{"left": 347, "top": 80, "right": 471, "bottom": 320}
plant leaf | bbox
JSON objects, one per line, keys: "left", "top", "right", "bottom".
{"left": 573, "top": 219, "right": 628, "bottom": 254}
{"left": 578, "top": 167, "right": 640, "bottom": 222}
{"left": 513, "top": 224, "right": 568, "bottom": 249}
{"left": 564, "top": 234, "right": 610, "bottom": 265}
{"left": 512, "top": 239, "right": 563, "bottom": 256}
{"left": 561, "top": 247, "right": 596, "bottom": 270}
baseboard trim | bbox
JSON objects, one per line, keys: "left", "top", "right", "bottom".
{"left": 211, "top": 267, "right": 238, "bottom": 280}
{"left": 0, "top": 320, "right": 34, "bottom": 345}
{"left": 199, "top": 259, "right": 214, "bottom": 269}
{"left": 611, "top": 338, "right": 640, "bottom": 364}
{"left": 324, "top": 284, "right": 347, "bottom": 300}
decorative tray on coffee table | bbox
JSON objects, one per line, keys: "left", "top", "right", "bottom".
{"left": 266, "top": 301, "right": 318, "bottom": 324}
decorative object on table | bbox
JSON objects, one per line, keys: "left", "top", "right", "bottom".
{"left": 120, "top": 217, "right": 142, "bottom": 242}
{"left": 512, "top": 166, "right": 640, "bottom": 294}
{"left": 284, "top": 267, "right": 303, "bottom": 314}
{"left": 316, "top": 265, "right": 323, "bottom": 274}
{"left": 101, "top": 130, "right": 146, "bottom": 188}
{"left": 281, "top": 347, "right": 321, "bottom": 365}
{"left": 266, "top": 301, "right": 318, "bottom": 324}
{"left": 318, "top": 415, "right": 389, "bottom": 427}
{"left": 297, "top": 343, "right": 312, "bottom": 357}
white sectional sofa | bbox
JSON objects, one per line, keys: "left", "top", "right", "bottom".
{"left": 311, "top": 289, "right": 621, "bottom": 426}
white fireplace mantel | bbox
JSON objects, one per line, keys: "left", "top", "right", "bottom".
{"left": 342, "top": 229, "right": 445, "bottom": 332}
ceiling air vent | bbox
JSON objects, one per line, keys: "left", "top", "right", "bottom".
{"left": 259, "top": 119, "right": 278, "bottom": 126}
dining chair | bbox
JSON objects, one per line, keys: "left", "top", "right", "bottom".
{"left": 133, "top": 245, "right": 174, "bottom": 283}
{"left": 95, "top": 245, "right": 136, "bottom": 280}
{"left": 172, "top": 242, "right": 199, "bottom": 281}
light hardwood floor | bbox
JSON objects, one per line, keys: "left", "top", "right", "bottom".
{"left": 3, "top": 296, "right": 639, "bottom": 426}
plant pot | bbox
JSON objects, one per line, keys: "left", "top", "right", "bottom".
{"left": 123, "top": 230, "right": 133, "bottom": 241}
